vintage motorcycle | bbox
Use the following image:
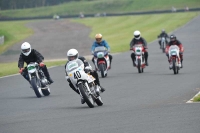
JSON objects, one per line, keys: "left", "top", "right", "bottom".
{"left": 66, "top": 59, "right": 103, "bottom": 108}
{"left": 27, "top": 62, "right": 50, "bottom": 98}
{"left": 93, "top": 46, "right": 110, "bottom": 78}
{"left": 132, "top": 44, "right": 146, "bottom": 73}
{"left": 168, "top": 45, "right": 181, "bottom": 74}
{"left": 161, "top": 37, "right": 167, "bottom": 53}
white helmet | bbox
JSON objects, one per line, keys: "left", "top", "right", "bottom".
{"left": 133, "top": 30, "right": 141, "bottom": 40}
{"left": 67, "top": 49, "right": 79, "bottom": 61}
{"left": 21, "top": 42, "right": 31, "bottom": 56}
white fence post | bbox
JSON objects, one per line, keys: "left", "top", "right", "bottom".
{"left": 0, "top": 36, "right": 4, "bottom": 45}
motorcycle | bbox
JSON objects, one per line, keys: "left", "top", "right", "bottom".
{"left": 132, "top": 44, "right": 146, "bottom": 73}
{"left": 161, "top": 37, "right": 167, "bottom": 53}
{"left": 168, "top": 45, "right": 181, "bottom": 74}
{"left": 66, "top": 59, "right": 103, "bottom": 108}
{"left": 27, "top": 62, "right": 50, "bottom": 98}
{"left": 93, "top": 46, "right": 110, "bottom": 78}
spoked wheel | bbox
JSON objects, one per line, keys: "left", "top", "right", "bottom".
{"left": 31, "top": 77, "right": 43, "bottom": 98}
{"left": 137, "top": 59, "right": 141, "bottom": 73}
{"left": 78, "top": 83, "right": 95, "bottom": 108}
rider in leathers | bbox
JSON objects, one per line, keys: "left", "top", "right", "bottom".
{"left": 157, "top": 29, "right": 169, "bottom": 48}
{"left": 165, "top": 34, "right": 184, "bottom": 68}
{"left": 91, "top": 33, "right": 113, "bottom": 69}
{"left": 130, "top": 30, "right": 149, "bottom": 66}
{"left": 65, "top": 49, "right": 105, "bottom": 104}
{"left": 18, "top": 42, "right": 54, "bottom": 84}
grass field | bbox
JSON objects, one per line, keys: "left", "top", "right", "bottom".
{"left": 0, "top": 20, "right": 33, "bottom": 54}
{"left": 0, "top": 0, "right": 199, "bottom": 18}
{"left": 71, "top": 12, "right": 199, "bottom": 53}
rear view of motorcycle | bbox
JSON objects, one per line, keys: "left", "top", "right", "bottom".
{"left": 27, "top": 62, "right": 50, "bottom": 98}
{"left": 168, "top": 45, "right": 181, "bottom": 74}
{"left": 66, "top": 59, "right": 103, "bottom": 108}
{"left": 132, "top": 44, "right": 146, "bottom": 73}
{"left": 93, "top": 46, "right": 110, "bottom": 78}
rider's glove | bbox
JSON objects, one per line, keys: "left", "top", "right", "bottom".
{"left": 19, "top": 68, "right": 24, "bottom": 74}
{"left": 39, "top": 62, "right": 45, "bottom": 67}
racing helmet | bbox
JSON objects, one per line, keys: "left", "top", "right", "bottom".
{"left": 170, "top": 34, "right": 176, "bottom": 42}
{"left": 67, "top": 49, "right": 79, "bottom": 61}
{"left": 133, "top": 30, "right": 141, "bottom": 40}
{"left": 21, "top": 42, "right": 31, "bottom": 56}
{"left": 95, "top": 33, "right": 103, "bottom": 43}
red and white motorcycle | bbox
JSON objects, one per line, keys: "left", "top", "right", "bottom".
{"left": 132, "top": 44, "right": 146, "bottom": 73}
{"left": 93, "top": 46, "right": 110, "bottom": 78}
{"left": 168, "top": 45, "right": 181, "bottom": 74}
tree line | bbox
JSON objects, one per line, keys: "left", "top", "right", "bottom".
{"left": 0, "top": 0, "right": 93, "bottom": 10}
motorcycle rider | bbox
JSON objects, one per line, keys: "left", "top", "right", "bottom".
{"left": 65, "top": 48, "right": 105, "bottom": 104}
{"left": 165, "top": 34, "right": 184, "bottom": 68}
{"left": 18, "top": 42, "right": 54, "bottom": 84}
{"left": 157, "top": 29, "right": 169, "bottom": 48}
{"left": 130, "top": 30, "right": 149, "bottom": 66}
{"left": 91, "top": 33, "right": 113, "bottom": 69}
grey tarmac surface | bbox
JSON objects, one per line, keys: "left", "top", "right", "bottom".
{"left": 0, "top": 15, "right": 200, "bottom": 133}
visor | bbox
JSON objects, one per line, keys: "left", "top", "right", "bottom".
{"left": 22, "top": 48, "right": 30, "bottom": 53}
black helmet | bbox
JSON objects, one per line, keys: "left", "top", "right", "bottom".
{"left": 170, "top": 34, "right": 176, "bottom": 41}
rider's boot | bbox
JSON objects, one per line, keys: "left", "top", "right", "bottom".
{"left": 180, "top": 59, "right": 183, "bottom": 68}
{"left": 144, "top": 52, "right": 149, "bottom": 66}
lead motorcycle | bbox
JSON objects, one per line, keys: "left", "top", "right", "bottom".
{"left": 66, "top": 59, "right": 103, "bottom": 108}
{"left": 132, "top": 44, "right": 146, "bottom": 73}
{"left": 168, "top": 45, "right": 181, "bottom": 74}
{"left": 27, "top": 62, "right": 51, "bottom": 98}
{"left": 93, "top": 46, "right": 110, "bottom": 78}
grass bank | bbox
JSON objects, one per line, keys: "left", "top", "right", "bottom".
{"left": 0, "top": 0, "right": 199, "bottom": 18}
{"left": 0, "top": 20, "right": 33, "bottom": 54}
{"left": 71, "top": 12, "right": 199, "bottom": 53}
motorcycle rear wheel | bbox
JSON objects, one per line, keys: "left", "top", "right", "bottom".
{"left": 95, "top": 96, "right": 103, "bottom": 106}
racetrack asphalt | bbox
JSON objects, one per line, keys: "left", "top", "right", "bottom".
{"left": 0, "top": 15, "right": 200, "bottom": 133}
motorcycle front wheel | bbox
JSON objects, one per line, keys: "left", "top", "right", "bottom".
{"left": 78, "top": 83, "right": 95, "bottom": 108}
{"left": 172, "top": 59, "right": 177, "bottom": 74}
{"left": 137, "top": 59, "right": 141, "bottom": 73}
{"left": 30, "top": 77, "right": 43, "bottom": 98}
{"left": 99, "top": 63, "right": 106, "bottom": 78}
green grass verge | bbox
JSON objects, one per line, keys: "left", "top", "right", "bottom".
{"left": 0, "top": 0, "right": 199, "bottom": 18}
{"left": 0, "top": 60, "right": 67, "bottom": 77}
{"left": 0, "top": 20, "right": 33, "bottom": 54}
{"left": 71, "top": 12, "right": 199, "bottom": 53}
{"left": 193, "top": 94, "right": 200, "bottom": 102}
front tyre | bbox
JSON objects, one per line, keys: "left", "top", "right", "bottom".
{"left": 99, "top": 63, "right": 105, "bottom": 78}
{"left": 172, "top": 59, "right": 177, "bottom": 74}
{"left": 30, "top": 77, "right": 43, "bottom": 98}
{"left": 78, "top": 83, "right": 95, "bottom": 108}
{"left": 137, "top": 59, "right": 141, "bottom": 73}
